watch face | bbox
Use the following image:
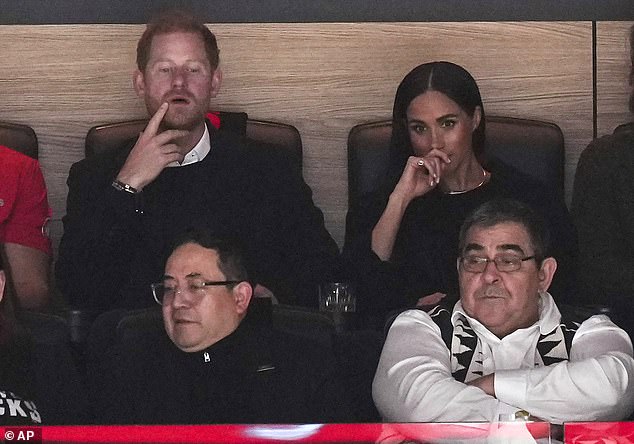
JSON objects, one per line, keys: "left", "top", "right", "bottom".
{"left": 514, "top": 410, "right": 531, "bottom": 421}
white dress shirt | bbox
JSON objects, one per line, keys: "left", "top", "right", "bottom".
{"left": 373, "top": 293, "right": 634, "bottom": 424}
{"left": 167, "top": 124, "right": 210, "bottom": 167}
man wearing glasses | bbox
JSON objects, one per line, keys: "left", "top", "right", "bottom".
{"left": 102, "top": 229, "right": 346, "bottom": 424}
{"left": 373, "top": 199, "right": 634, "bottom": 424}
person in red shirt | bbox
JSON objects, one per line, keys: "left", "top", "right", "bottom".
{"left": 0, "top": 145, "right": 52, "bottom": 310}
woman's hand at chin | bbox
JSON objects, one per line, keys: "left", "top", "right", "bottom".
{"left": 392, "top": 150, "right": 451, "bottom": 204}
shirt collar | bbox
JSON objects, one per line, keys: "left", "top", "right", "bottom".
{"left": 167, "top": 124, "right": 211, "bottom": 167}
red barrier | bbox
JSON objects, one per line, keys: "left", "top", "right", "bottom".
{"left": 565, "top": 422, "right": 634, "bottom": 443}
{"left": 0, "top": 422, "right": 558, "bottom": 444}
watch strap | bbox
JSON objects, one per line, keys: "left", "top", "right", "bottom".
{"left": 111, "top": 179, "right": 139, "bottom": 194}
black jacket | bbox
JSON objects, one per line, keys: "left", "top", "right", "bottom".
{"left": 100, "top": 318, "right": 350, "bottom": 424}
{"left": 572, "top": 122, "right": 634, "bottom": 331}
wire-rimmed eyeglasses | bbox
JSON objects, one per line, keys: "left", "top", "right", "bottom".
{"left": 151, "top": 279, "right": 241, "bottom": 305}
{"left": 460, "top": 254, "right": 537, "bottom": 273}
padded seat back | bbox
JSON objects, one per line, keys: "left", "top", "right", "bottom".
{"left": 347, "top": 116, "right": 564, "bottom": 206}
{"left": 113, "top": 304, "right": 338, "bottom": 348}
{"left": 15, "top": 310, "right": 91, "bottom": 424}
{"left": 0, "top": 121, "right": 38, "bottom": 159}
{"left": 85, "top": 112, "right": 303, "bottom": 175}
{"left": 17, "top": 311, "right": 71, "bottom": 346}
{"left": 272, "top": 304, "right": 336, "bottom": 348}
{"left": 116, "top": 307, "right": 163, "bottom": 344}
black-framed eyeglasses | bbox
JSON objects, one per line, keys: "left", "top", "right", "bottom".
{"left": 460, "top": 254, "right": 537, "bottom": 273}
{"left": 151, "top": 279, "right": 241, "bottom": 305}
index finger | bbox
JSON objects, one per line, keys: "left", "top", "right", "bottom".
{"left": 428, "top": 149, "right": 451, "bottom": 164}
{"left": 144, "top": 102, "right": 169, "bottom": 136}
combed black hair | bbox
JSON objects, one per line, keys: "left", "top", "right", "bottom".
{"left": 458, "top": 198, "right": 551, "bottom": 264}
{"left": 169, "top": 228, "right": 250, "bottom": 283}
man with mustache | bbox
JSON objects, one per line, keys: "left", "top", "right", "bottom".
{"left": 373, "top": 198, "right": 634, "bottom": 423}
{"left": 56, "top": 10, "right": 339, "bottom": 312}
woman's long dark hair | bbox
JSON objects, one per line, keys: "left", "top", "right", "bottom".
{"left": 388, "top": 61, "right": 486, "bottom": 184}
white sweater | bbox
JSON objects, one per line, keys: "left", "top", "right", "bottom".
{"left": 373, "top": 293, "right": 634, "bottom": 424}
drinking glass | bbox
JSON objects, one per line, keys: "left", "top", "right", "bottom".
{"left": 318, "top": 282, "right": 356, "bottom": 312}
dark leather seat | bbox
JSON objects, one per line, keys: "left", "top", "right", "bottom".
{"left": 347, "top": 116, "right": 565, "bottom": 207}
{"left": 85, "top": 112, "right": 303, "bottom": 174}
{"left": 271, "top": 304, "right": 336, "bottom": 348}
{"left": 18, "top": 311, "right": 71, "bottom": 345}
{"left": 0, "top": 121, "right": 38, "bottom": 159}
{"left": 98, "top": 303, "right": 337, "bottom": 351}
{"left": 15, "top": 310, "right": 91, "bottom": 424}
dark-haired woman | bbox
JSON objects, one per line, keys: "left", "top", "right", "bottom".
{"left": 344, "top": 61, "right": 577, "bottom": 318}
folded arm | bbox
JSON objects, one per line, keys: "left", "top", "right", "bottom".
{"left": 372, "top": 310, "right": 516, "bottom": 422}
{"left": 495, "top": 315, "right": 634, "bottom": 423}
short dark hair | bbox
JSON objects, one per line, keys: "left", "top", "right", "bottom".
{"left": 136, "top": 10, "right": 220, "bottom": 73}
{"left": 389, "top": 61, "right": 486, "bottom": 176}
{"left": 169, "top": 229, "right": 250, "bottom": 284}
{"left": 458, "top": 199, "right": 550, "bottom": 264}
{"left": 630, "top": 25, "right": 634, "bottom": 113}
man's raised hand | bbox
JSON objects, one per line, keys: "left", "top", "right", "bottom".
{"left": 116, "top": 102, "right": 189, "bottom": 191}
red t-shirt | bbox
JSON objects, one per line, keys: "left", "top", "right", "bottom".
{"left": 0, "top": 145, "right": 52, "bottom": 255}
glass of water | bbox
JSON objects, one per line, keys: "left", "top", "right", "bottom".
{"left": 318, "top": 282, "right": 356, "bottom": 313}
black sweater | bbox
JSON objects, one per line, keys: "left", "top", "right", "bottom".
{"left": 56, "top": 123, "right": 340, "bottom": 311}
{"left": 344, "top": 159, "right": 578, "bottom": 316}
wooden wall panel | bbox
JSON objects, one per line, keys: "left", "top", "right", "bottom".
{"left": 0, "top": 22, "right": 592, "bottom": 255}
{"left": 596, "top": 21, "right": 633, "bottom": 137}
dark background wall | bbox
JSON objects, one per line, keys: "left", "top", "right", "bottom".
{"left": 1, "top": 0, "right": 633, "bottom": 24}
